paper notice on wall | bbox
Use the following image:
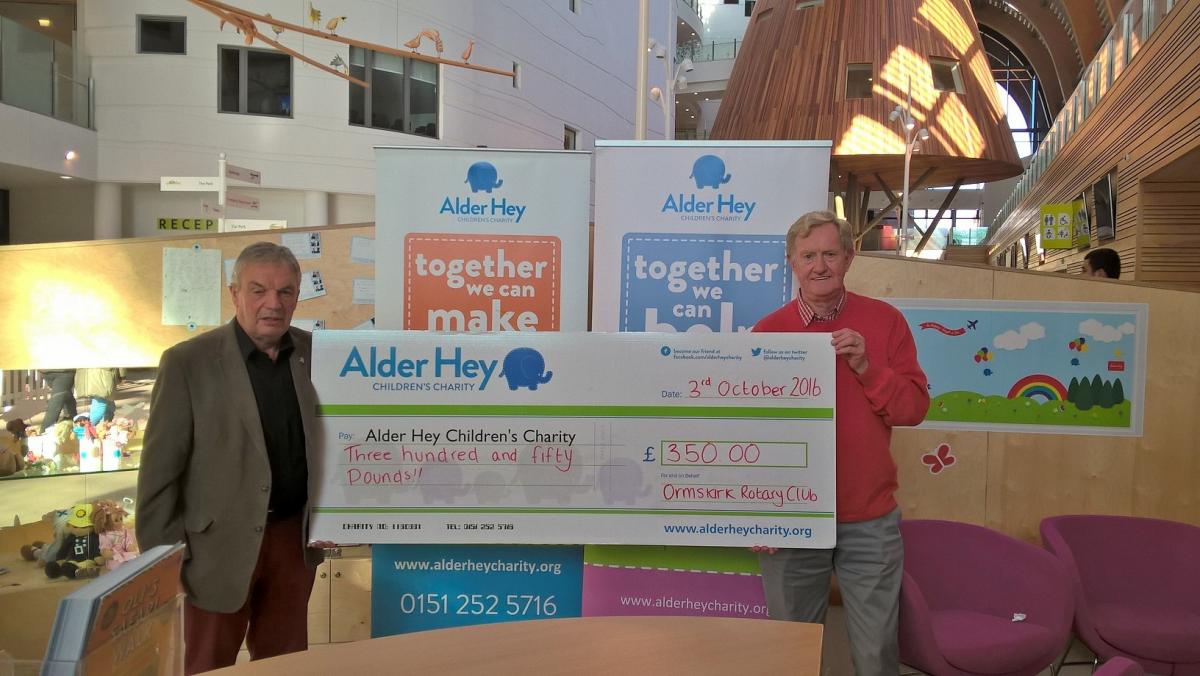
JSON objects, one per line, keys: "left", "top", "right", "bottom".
{"left": 299, "top": 270, "right": 326, "bottom": 301}
{"left": 163, "top": 247, "right": 222, "bottom": 327}
{"left": 354, "top": 316, "right": 376, "bottom": 329}
{"left": 224, "top": 258, "right": 236, "bottom": 285}
{"left": 292, "top": 319, "right": 326, "bottom": 332}
{"left": 283, "top": 232, "right": 322, "bottom": 260}
{"left": 352, "top": 278, "right": 375, "bottom": 305}
{"left": 350, "top": 236, "right": 375, "bottom": 264}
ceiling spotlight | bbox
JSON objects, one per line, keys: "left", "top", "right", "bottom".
{"left": 38, "top": 18, "right": 51, "bottom": 27}
{"left": 64, "top": 150, "right": 77, "bottom": 160}
{"left": 918, "top": 128, "right": 931, "bottom": 141}
{"left": 60, "top": 175, "right": 72, "bottom": 180}
{"left": 681, "top": 57, "right": 694, "bottom": 73}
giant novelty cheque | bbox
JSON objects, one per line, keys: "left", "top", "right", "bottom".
{"left": 309, "top": 331, "right": 837, "bottom": 548}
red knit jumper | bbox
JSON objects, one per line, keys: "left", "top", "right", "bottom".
{"left": 753, "top": 292, "right": 929, "bottom": 523}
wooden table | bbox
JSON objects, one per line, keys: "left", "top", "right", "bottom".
{"left": 210, "top": 615, "right": 823, "bottom": 675}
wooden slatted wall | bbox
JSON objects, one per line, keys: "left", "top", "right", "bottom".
{"left": 988, "top": 0, "right": 1200, "bottom": 285}
{"left": 1138, "top": 180, "right": 1200, "bottom": 286}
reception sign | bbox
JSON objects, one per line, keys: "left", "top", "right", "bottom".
{"left": 309, "top": 330, "right": 837, "bottom": 548}
{"left": 374, "top": 147, "right": 589, "bottom": 331}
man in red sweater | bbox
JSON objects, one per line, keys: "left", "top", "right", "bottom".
{"left": 753, "top": 210, "right": 929, "bottom": 676}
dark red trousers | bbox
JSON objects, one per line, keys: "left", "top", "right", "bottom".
{"left": 183, "top": 513, "right": 316, "bottom": 674}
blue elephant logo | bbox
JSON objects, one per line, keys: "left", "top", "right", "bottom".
{"left": 689, "top": 155, "right": 731, "bottom": 189}
{"left": 465, "top": 161, "right": 504, "bottom": 193}
{"left": 500, "top": 348, "right": 553, "bottom": 391}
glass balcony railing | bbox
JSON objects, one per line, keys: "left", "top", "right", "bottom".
{"left": 987, "top": 0, "right": 1175, "bottom": 236}
{"left": 678, "top": 0, "right": 702, "bottom": 17}
{"left": 0, "top": 16, "right": 93, "bottom": 129}
{"left": 677, "top": 39, "right": 741, "bottom": 64}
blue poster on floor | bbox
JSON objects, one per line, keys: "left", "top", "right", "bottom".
{"left": 371, "top": 544, "right": 583, "bottom": 635}
{"left": 619, "top": 233, "right": 791, "bottom": 332}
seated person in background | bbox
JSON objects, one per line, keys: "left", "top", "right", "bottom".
{"left": 1083, "top": 248, "right": 1120, "bottom": 279}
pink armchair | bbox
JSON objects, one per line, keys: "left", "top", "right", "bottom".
{"left": 1041, "top": 515, "right": 1200, "bottom": 676}
{"left": 899, "top": 519, "right": 1073, "bottom": 676}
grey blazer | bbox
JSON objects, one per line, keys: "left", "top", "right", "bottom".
{"left": 136, "top": 321, "right": 323, "bottom": 613}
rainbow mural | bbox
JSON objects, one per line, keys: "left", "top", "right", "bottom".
{"left": 1007, "top": 374, "right": 1068, "bottom": 401}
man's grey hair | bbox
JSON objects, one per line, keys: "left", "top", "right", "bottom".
{"left": 230, "top": 241, "right": 301, "bottom": 287}
{"left": 786, "top": 210, "right": 855, "bottom": 261}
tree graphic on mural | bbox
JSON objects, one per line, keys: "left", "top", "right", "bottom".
{"left": 1067, "top": 375, "right": 1125, "bottom": 411}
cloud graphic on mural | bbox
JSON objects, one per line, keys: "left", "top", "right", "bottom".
{"left": 1078, "top": 318, "right": 1136, "bottom": 343}
{"left": 993, "top": 322, "right": 1046, "bottom": 350}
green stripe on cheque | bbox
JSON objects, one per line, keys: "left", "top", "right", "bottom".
{"left": 313, "top": 507, "right": 835, "bottom": 518}
{"left": 319, "top": 404, "right": 834, "bottom": 419}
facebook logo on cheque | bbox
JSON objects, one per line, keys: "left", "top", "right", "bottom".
{"left": 620, "top": 233, "right": 790, "bottom": 333}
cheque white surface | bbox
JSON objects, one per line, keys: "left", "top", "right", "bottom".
{"left": 310, "top": 331, "right": 836, "bottom": 547}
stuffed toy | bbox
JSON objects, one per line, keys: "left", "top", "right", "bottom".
{"left": 19, "top": 508, "right": 68, "bottom": 565}
{"left": 50, "top": 420, "right": 78, "bottom": 469}
{"left": 92, "top": 500, "right": 138, "bottom": 572}
{"left": 45, "top": 503, "right": 104, "bottom": 579}
{"left": 0, "top": 418, "right": 25, "bottom": 477}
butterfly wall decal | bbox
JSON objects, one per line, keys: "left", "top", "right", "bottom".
{"left": 921, "top": 443, "right": 956, "bottom": 474}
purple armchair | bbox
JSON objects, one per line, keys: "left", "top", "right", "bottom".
{"left": 899, "top": 519, "right": 1073, "bottom": 676}
{"left": 1095, "top": 657, "right": 1147, "bottom": 676}
{"left": 1041, "top": 515, "right": 1200, "bottom": 675}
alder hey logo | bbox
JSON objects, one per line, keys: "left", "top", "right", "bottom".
{"left": 440, "top": 160, "right": 528, "bottom": 223}
{"left": 660, "top": 154, "right": 757, "bottom": 222}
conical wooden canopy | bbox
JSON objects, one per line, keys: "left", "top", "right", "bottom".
{"left": 711, "top": 0, "right": 1022, "bottom": 192}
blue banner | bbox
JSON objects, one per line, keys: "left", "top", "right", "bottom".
{"left": 371, "top": 544, "right": 583, "bottom": 635}
{"left": 619, "top": 233, "right": 790, "bottom": 332}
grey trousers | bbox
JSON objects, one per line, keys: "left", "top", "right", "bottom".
{"left": 758, "top": 508, "right": 904, "bottom": 676}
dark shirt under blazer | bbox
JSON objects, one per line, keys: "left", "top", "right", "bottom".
{"left": 232, "top": 322, "right": 307, "bottom": 520}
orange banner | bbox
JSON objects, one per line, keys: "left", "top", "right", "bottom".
{"left": 404, "top": 233, "right": 561, "bottom": 331}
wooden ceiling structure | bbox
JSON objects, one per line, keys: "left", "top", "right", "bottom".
{"left": 712, "top": 0, "right": 1023, "bottom": 248}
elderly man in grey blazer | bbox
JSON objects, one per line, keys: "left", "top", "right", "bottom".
{"left": 137, "top": 241, "right": 326, "bottom": 674}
